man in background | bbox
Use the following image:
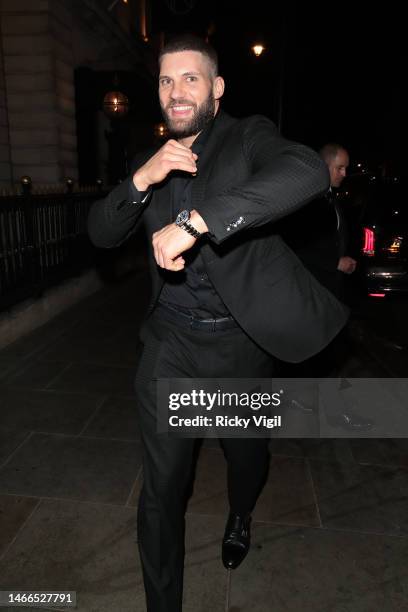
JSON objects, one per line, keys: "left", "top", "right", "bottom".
{"left": 281, "top": 143, "right": 372, "bottom": 431}
{"left": 287, "top": 143, "right": 357, "bottom": 303}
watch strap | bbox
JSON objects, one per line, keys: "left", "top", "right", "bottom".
{"left": 179, "top": 220, "right": 201, "bottom": 238}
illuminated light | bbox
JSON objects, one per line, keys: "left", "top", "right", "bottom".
{"left": 362, "top": 227, "right": 375, "bottom": 256}
{"left": 357, "top": 163, "right": 362, "bottom": 167}
{"left": 387, "top": 237, "right": 402, "bottom": 254}
{"left": 252, "top": 45, "right": 265, "bottom": 57}
{"left": 103, "top": 90, "right": 129, "bottom": 118}
{"left": 154, "top": 122, "right": 169, "bottom": 139}
{"left": 369, "top": 293, "right": 386, "bottom": 298}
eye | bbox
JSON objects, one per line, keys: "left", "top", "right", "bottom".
{"left": 186, "top": 76, "right": 198, "bottom": 82}
{"left": 159, "top": 78, "right": 171, "bottom": 87}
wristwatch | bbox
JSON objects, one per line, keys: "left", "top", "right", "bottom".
{"left": 175, "top": 209, "right": 201, "bottom": 238}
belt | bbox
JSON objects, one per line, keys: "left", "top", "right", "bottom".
{"left": 155, "top": 302, "right": 238, "bottom": 332}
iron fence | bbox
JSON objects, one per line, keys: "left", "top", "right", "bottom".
{"left": 0, "top": 183, "right": 106, "bottom": 311}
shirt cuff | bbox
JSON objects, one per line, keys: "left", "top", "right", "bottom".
{"left": 129, "top": 180, "right": 151, "bottom": 204}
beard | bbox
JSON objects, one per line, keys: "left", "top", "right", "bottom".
{"left": 161, "top": 92, "right": 215, "bottom": 139}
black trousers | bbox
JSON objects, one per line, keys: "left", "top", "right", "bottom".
{"left": 134, "top": 310, "right": 275, "bottom": 612}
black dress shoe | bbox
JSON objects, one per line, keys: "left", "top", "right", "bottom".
{"left": 222, "top": 513, "right": 251, "bottom": 570}
{"left": 326, "top": 411, "right": 374, "bottom": 432}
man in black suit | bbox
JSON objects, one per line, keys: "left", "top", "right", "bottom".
{"left": 284, "top": 143, "right": 356, "bottom": 303}
{"left": 281, "top": 143, "right": 373, "bottom": 430}
{"left": 88, "top": 35, "right": 348, "bottom": 612}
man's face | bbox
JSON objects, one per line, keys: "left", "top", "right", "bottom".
{"left": 158, "top": 50, "right": 224, "bottom": 140}
{"left": 328, "top": 150, "right": 349, "bottom": 188}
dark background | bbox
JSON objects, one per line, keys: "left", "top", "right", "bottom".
{"left": 75, "top": 1, "right": 405, "bottom": 183}
{"left": 150, "top": 0, "right": 405, "bottom": 174}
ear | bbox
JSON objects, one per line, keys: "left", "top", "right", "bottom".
{"left": 213, "top": 76, "right": 225, "bottom": 100}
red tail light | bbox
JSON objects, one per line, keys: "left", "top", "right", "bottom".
{"left": 363, "top": 227, "right": 375, "bottom": 256}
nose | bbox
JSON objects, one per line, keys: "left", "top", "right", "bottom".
{"left": 169, "top": 80, "right": 186, "bottom": 100}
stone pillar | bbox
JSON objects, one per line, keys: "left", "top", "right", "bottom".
{"left": 0, "top": 21, "right": 11, "bottom": 186}
{"left": 0, "top": 0, "right": 78, "bottom": 184}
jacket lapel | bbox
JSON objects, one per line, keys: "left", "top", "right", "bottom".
{"left": 191, "top": 110, "right": 236, "bottom": 210}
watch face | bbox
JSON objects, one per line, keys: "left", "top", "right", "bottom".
{"left": 176, "top": 209, "right": 190, "bottom": 225}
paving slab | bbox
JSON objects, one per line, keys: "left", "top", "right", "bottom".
{"left": 0, "top": 494, "right": 39, "bottom": 557}
{"left": 47, "top": 363, "right": 135, "bottom": 396}
{"left": 309, "top": 459, "right": 408, "bottom": 536}
{"left": 229, "top": 522, "right": 408, "bottom": 612}
{"left": 0, "top": 433, "right": 142, "bottom": 504}
{"left": 81, "top": 396, "right": 140, "bottom": 441}
{"left": 0, "top": 389, "right": 103, "bottom": 436}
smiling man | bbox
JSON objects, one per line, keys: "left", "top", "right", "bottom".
{"left": 88, "top": 35, "right": 348, "bottom": 612}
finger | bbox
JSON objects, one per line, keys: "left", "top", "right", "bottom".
{"left": 158, "top": 247, "right": 166, "bottom": 269}
{"left": 164, "top": 153, "right": 197, "bottom": 171}
{"left": 165, "top": 259, "right": 185, "bottom": 272}
{"left": 163, "top": 145, "right": 197, "bottom": 163}
{"left": 152, "top": 236, "right": 164, "bottom": 268}
{"left": 167, "top": 139, "right": 195, "bottom": 153}
{"left": 165, "top": 146, "right": 195, "bottom": 158}
{"left": 153, "top": 243, "right": 161, "bottom": 267}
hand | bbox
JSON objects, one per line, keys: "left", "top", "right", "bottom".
{"left": 152, "top": 210, "right": 208, "bottom": 271}
{"left": 337, "top": 256, "right": 357, "bottom": 274}
{"left": 133, "top": 140, "right": 198, "bottom": 191}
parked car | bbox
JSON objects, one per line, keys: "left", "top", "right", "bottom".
{"left": 341, "top": 175, "right": 408, "bottom": 297}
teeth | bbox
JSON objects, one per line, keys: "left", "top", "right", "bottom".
{"left": 172, "top": 106, "right": 192, "bottom": 111}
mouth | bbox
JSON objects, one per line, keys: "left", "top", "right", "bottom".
{"left": 168, "top": 104, "right": 194, "bottom": 117}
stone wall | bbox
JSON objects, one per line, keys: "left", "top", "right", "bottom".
{"left": 0, "top": 19, "right": 11, "bottom": 186}
{"left": 0, "top": 0, "right": 150, "bottom": 186}
{"left": 0, "top": 0, "right": 77, "bottom": 184}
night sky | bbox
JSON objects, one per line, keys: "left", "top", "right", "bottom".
{"left": 150, "top": 0, "right": 405, "bottom": 173}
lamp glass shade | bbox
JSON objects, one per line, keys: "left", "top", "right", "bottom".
{"left": 103, "top": 90, "right": 129, "bottom": 118}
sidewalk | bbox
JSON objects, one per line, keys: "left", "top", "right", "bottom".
{"left": 0, "top": 272, "right": 407, "bottom": 611}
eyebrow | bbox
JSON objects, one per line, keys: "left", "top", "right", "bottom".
{"left": 159, "top": 71, "right": 202, "bottom": 79}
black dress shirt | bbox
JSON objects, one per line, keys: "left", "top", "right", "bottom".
{"left": 132, "top": 120, "right": 229, "bottom": 318}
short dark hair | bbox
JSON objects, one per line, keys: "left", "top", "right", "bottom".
{"left": 159, "top": 34, "right": 219, "bottom": 78}
{"left": 319, "top": 143, "right": 348, "bottom": 162}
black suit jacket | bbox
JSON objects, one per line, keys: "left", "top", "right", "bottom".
{"left": 88, "top": 111, "right": 349, "bottom": 362}
{"left": 279, "top": 194, "right": 349, "bottom": 302}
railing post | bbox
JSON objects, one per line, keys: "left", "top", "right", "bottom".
{"left": 21, "top": 175, "right": 32, "bottom": 196}
{"left": 64, "top": 177, "right": 76, "bottom": 266}
{"left": 20, "top": 175, "right": 39, "bottom": 292}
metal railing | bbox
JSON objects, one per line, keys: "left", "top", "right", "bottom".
{"left": 0, "top": 178, "right": 106, "bottom": 311}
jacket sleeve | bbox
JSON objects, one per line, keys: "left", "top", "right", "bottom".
{"left": 87, "top": 151, "right": 154, "bottom": 249}
{"left": 195, "top": 115, "right": 330, "bottom": 244}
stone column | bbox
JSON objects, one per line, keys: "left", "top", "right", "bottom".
{"left": 0, "top": 20, "right": 11, "bottom": 186}
{"left": 0, "top": 0, "right": 78, "bottom": 185}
